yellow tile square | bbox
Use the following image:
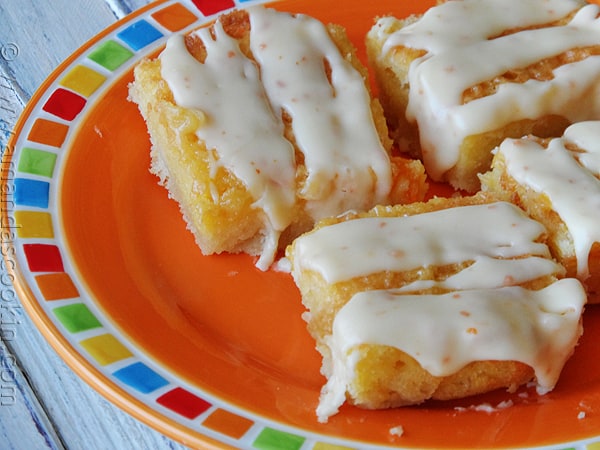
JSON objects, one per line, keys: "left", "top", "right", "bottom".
{"left": 14, "top": 211, "right": 54, "bottom": 238}
{"left": 313, "top": 443, "right": 355, "bottom": 450}
{"left": 60, "top": 65, "right": 107, "bottom": 97}
{"left": 80, "top": 334, "right": 133, "bottom": 366}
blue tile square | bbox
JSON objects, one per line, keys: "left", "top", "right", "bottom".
{"left": 113, "top": 362, "right": 169, "bottom": 394}
{"left": 117, "top": 20, "right": 163, "bottom": 51}
{"left": 14, "top": 178, "right": 50, "bottom": 208}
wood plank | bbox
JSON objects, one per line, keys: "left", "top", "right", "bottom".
{"left": 106, "top": 0, "right": 155, "bottom": 16}
{"left": 0, "top": 339, "right": 64, "bottom": 450}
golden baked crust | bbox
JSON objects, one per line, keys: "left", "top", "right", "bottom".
{"left": 349, "top": 346, "right": 533, "bottom": 409}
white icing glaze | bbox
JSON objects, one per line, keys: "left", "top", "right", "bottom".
{"left": 376, "top": 0, "right": 600, "bottom": 180}
{"left": 378, "top": 0, "right": 583, "bottom": 55}
{"left": 497, "top": 121, "right": 600, "bottom": 278}
{"left": 249, "top": 7, "right": 392, "bottom": 220}
{"left": 160, "top": 7, "right": 392, "bottom": 269}
{"left": 396, "top": 256, "right": 563, "bottom": 293}
{"left": 292, "top": 202, "right": 558, "bottom": 284}
{"left": 317, "top": 279, "right": 585, "bottom": 421}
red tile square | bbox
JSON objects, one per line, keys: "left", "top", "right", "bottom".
{"left": 23, "top": 244, "right": 64, "bottom": 272}
{"left": 42, "top": 88, "right": 87, "bottom": 121}
{"left": 190, "top": 0, "right": 234, "bottom": 16}
{"left": 156, "top": 387, "right": 211, "bottom": 420}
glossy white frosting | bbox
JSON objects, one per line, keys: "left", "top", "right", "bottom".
{"left": 292, "top": 202, "right": 561, "bottom": 285}
{"left": 160, "top": 23, "right": 295, "bottom": 270}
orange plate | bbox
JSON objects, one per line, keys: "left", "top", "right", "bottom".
{"left": 5, "top": 0, "right": 600, "bottom": 449}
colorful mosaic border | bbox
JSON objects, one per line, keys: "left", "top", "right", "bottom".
{"left": 4, "top": 1, "right": 600, "bottom": 450}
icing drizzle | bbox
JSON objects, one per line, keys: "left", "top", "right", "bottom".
{"left": 292, "top": 201, "right": 560, "bottom": 285}
{"left": 160, "top": 23, "right": 296, "bottom": 269}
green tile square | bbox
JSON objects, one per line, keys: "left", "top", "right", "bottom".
{"left": 252, "top": 428, "right": 305, "bottom": 450}
{"left": 88, "top": 40, "right": 134, "bottom": 71}
{"left": 18, "top": 148, "right": 58, "bottom": 177}
{"left": 53, "top": 303, "right": 102, "bottom": 333}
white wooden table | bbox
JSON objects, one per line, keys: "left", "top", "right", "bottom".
{"left": 0, "top": 1, "right": 188, "bottom": 448}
